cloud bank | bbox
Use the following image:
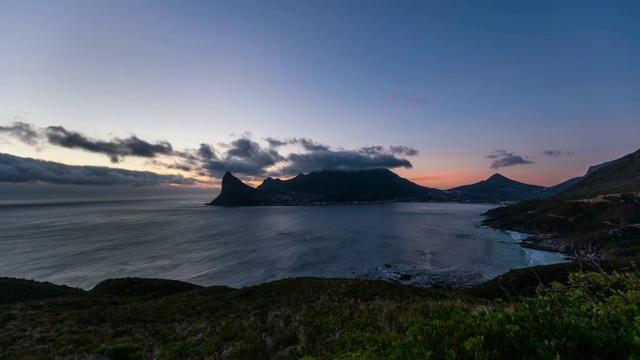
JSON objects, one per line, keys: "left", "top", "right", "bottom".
{"left": 0, "top": 153, "right": 195, "bottom": 186}
{"left": 1, "top": 121, "right": 419, "bottom": 182}
{"left": 487, "top": 150, "right": 533, "bottom": 169}
{"left": 195, "top": 136, "right": 417, "bottom": 178}
{"left": 45, "top": 126, "right": 174, "bottom": 163}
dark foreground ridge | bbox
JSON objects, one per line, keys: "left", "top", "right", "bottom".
{"left": 2, "top": 259, "right": 639, "bottom": 359}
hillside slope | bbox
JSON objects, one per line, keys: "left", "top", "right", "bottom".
{"left": 556, "top": 149, "right": 640, "bottom": 199}
{"left": 484, "top": 148, "right": 640, "bottom": 258}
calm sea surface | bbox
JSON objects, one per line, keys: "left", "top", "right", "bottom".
{"left": 0, "top": 198, "right": 567, "bottom": 289}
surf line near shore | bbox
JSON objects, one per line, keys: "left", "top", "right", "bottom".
{"left": 505, "top": 230, "right": 571, "bottom": 266}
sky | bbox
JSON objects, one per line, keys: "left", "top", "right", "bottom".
{"left": 1, "top": 0, "right": 639, "bottom": 192}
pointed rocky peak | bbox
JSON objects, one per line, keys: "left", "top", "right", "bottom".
{"left": 220, "top": 171, "right": 253, "bottom": 194}
{"left": 488, "top": 173, "right": 508, "bottom": 181}
{"left": 448, "top": 172, "right": 545, "bottom": 202}
{"left": 586, "top": 161, "right": 613, "bottom": 176}
{"left": 483, "top": 173, "right": 520, "bottom": 186}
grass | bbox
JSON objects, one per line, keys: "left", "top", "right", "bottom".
{"left": 2, "top": 260, "right": 639, "bottom": 359}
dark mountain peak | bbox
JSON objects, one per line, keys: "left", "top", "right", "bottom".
{"left": 220, "top": 172, "right": 252, "bottom": 193}
{"left": 487, "top": 173, "right": 508, "bottom": 181}
{"left": 449, "top": 173, "right": 545, "bottom": 202}
{"left": 209, "top": 172, "right": 259, "bottom": 206}
{"left": 482, "top": 173, "right": 523, "bottom": 187}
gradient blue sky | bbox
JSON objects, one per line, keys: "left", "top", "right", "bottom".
{"left": 1, "top": 0, "right": 639, "bottom": 189}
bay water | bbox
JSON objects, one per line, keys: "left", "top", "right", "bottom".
{"left": 0, "top": 198, "right": 566, "bottom": 289}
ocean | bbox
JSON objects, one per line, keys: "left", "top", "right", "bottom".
{"left": 0, "top": 197, "right": 567, "bottom": 289}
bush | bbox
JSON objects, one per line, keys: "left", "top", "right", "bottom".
{"left": 329, "top": 271, "right": 640, "bottom": 359}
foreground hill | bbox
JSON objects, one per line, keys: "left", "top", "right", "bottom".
{"left": 555, "top": 149, "right": 640, "bottom": 199}
{"left": 484, "top": 148, "right": 640, "bottom": 258}
{"left": 448, "top": 173, "right": 547, "bottom": 202}
{"left": 2, "top": 261, "right": 639, "bottom": 359}
{"left": 209, "top": 169, "right": 447, "bottom": 206}
{"left": 544, "top": 160, "right": 612, "bottom": 195}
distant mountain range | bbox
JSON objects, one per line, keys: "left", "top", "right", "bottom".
{"left": 209, "top": 169, "right": 447, "bottom": 206}
{"left": 209, "top": 149, "right": 634, "bottom": 206}
{"left": 208, "top": 160, "right": 614, "bottom": 206}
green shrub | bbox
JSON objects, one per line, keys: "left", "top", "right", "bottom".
{"left": 329, "top": 271, "right": 640, "bottom": 359}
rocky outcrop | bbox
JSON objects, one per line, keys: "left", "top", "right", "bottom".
{"left": 208, "top": 171, "right": 259, "bottom": 206}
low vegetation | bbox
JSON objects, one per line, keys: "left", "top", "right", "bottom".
{"left": 2, "top": 260, "right": 639, "bottom": 359}
{"left": 483, "top": 194, "right": 640, "bottom": 258}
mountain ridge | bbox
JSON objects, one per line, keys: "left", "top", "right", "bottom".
{"left": 448, "top": 173, "right": 547, "bottom": 202}
{"left": 209, "top": 168, "right": 448, "bottom": 206}
{"left": 208, "top": 169, "right": 559, "bottom": 206}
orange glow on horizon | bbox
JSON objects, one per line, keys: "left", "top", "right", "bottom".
{"left": 409, "top": 171, "right": 487, "bottom": 190}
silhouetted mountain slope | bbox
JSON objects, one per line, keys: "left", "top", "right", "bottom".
{"left": 544, "top": 160, "right": 613, "bottom": 196}
{"left": 448, "top": 173, "right": 546, "bottom": 202}
{"left": 555, "top": 149, "right": 640, "bottom": 199}
{"left": 209, "top": 171, "right": 259, "bottom": 206}
{"left": 209, "top": 169, "right": 447, "bottom": 206}
{"left": 258, "top": 169, "right": 442, "bottom": 200}
{"left": 484, "top": 148, "right": 640, "bottom": 259}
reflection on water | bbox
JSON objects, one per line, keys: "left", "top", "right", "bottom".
{"left": 0, "top": 200, "right": 567, "bottom": 289}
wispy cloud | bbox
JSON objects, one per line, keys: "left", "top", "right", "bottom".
{"left": 391, "top": 95, "right": 429, "bottom": 107}
{"left": 543, "top": 149, "right": 573, "bottom": 157}
{"left": 0, "top": 122, "right": 39, "bottom": 145}
{"left": 0, "top": 122, "right": 175, "bottom": 163}
{"left": 487, "top": 149, "right": 533, "bottom": 169}
{"left": 44, "top": 126, "right": 174, "bottom": 163}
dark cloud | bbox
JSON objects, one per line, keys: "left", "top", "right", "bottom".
{"left": 198, "top": 138, "right": 284, "bottom": 178}
{"left": 487, "top": 150, "right": 534, "bottom": 169}
{"left": 1, "top": 121, "right": 417, "bottom": 182}
{"left": 543, "top": 150, "right": 572, "bottom": 157}
{"left": 359, "top": 145, "right": 385, "bottom": 155}
{"left": 264, "top": 137, "right": 329, "bottom": 151}
{"left": 0, "top": 153, "right": 196, "bottom": 186}
{"left": 291, "top": 138, "right": 329, "bottom": 152}
{"left": 196, "top": 144, "right": 215, "bottom": 160}
{"left": 0, "top": 122, "right": 176, "bottom": 163}
{"left": 264, "top": 137, "right": 287, "bottom": 148}
{"left": 193, "top": 136, "right": 415, "bottom": 178}
{"left": 0, "top": 122, "right": 39, "bottom": 145}
{"left": 389, "top": 145, "right": 419, "bottom": 156}
{"left": 45, "top": 126, "right": 173, "bottom": 163}
{"left": 280, "top": 150, "right": 412, "bottom": 176}
{"left": 359, "top": 145, "right": 418, "bottom": 157}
